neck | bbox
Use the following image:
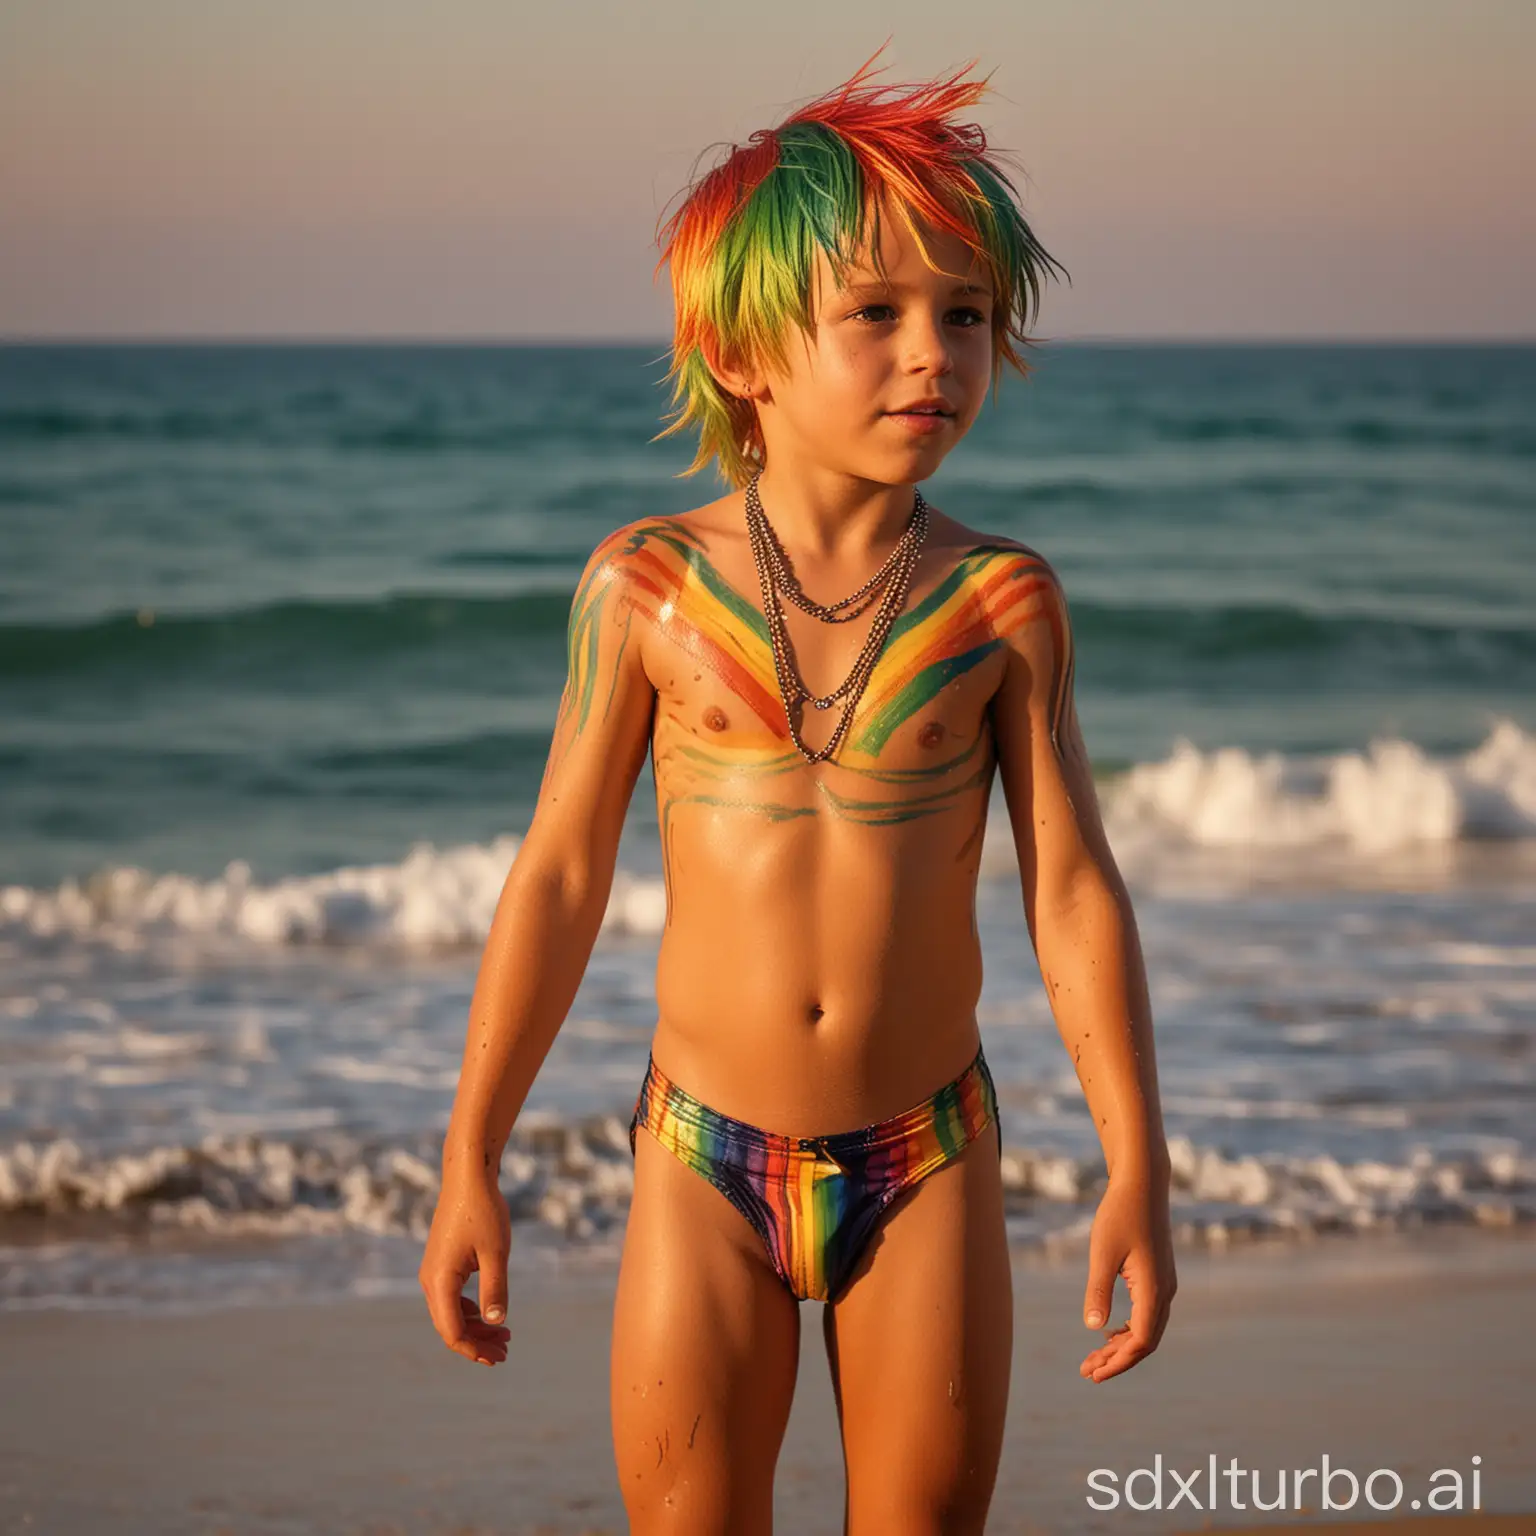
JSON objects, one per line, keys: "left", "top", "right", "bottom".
{"left": 750, "top": 464, "right": 917, "bottom": 562}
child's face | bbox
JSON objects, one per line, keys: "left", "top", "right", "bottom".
{"left": 750, "top": 204, "right": 995, "bottom": 487}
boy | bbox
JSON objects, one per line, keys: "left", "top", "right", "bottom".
{"left": 421, "top": 55, "right": 1175, "bottom": 1534}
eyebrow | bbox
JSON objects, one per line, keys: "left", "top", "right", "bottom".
{"left": 841, "top": 277, "right": 994, "bottom": 299}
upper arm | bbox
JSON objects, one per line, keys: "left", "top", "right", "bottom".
{"left": 985, "top": 547, "right": 1119, "bottom": 926}
{"left": 521, "top": 527, "right": 656, "bottom": 881}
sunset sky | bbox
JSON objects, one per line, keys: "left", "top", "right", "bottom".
{"left": 2, "top": 1, "right": 1532, "bottom": 340}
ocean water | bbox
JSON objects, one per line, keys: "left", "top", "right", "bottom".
{"left": 1, "top": 341, "right": 1533, "bottom": 1311}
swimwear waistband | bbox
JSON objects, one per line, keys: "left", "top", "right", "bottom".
{"left": 635, "top": 1042, "right": 995, "bottom": 1157}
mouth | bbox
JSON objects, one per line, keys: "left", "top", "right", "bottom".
{"left": 886, "top": 404, "right": 956, "bottom": 434}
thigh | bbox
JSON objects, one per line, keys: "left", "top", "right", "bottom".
{"left": 823, "top": 1129, "right": 1013, "bottom": 1536}
{"left": 612, "top": 1124, "right": 802, "bottom": 1536}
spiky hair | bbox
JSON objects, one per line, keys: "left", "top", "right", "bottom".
{"left": 652, "top": 49, "right": 1068, "bottom": 487}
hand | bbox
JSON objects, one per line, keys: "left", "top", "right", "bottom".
{"left": 418, "top": 1165, "right": 513, "bottom": 1368}
{"left": 1079, "top": 1162, "right": 1176, "bottom": 1383}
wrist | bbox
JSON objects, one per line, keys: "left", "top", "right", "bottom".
{"left": 441, "top": 1124, "right": 507, "bottom": 1180}
{"left": 1105, "top": 1131, "right": 1171, "bottom": 1186}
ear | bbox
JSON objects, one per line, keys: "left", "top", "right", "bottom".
{"left": 702, "top": 341, "right": 769, "bottom": 407}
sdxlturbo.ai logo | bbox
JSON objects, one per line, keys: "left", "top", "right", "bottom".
{"left": 1086, "top": 1453, "right": 1483, "bottom": 1514}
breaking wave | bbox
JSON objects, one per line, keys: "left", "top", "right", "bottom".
{"left": 5, "top": 722, "right": 1532, "bottom": 954}
{"left": 1, "top": 1123, "right": 1529, "bottom": 1268}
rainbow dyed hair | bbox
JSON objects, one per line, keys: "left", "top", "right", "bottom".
{"left": 652, "top": 49, "right": 1068, "bottom": 487}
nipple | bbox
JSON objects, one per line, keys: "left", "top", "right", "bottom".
{"left": 917, "top": 721, "right": 946, "bottom": 749}
{"left": 703, "top": 705, "right": 729, "bottom": 732}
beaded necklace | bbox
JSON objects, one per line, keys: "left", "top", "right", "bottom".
{"left": 744, "top": 470, "right": 928, "bottom": 765}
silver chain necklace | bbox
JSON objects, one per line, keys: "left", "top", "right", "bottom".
{"left": 744, "top": 471, "right": 928, "bottom": 764}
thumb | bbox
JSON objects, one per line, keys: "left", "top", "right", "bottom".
{"left": 1083, "top": 1234, "right": 1118, "bottom": 1330}
{"left": 479, "top": 1245, "right": 508, "bottom": 1325}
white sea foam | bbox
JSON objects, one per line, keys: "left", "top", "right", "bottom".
{"left": 1103, "top": 717, "right": 1536, "bottom": 856}
{"left": 0, "top": 835, "right": 669, "bottom": 951}
{"left": 2, "top": 721, "right": 1531, "bottom": 953}
{"left": 0, "top": 1124, "right": 1528, "bottom": 1274}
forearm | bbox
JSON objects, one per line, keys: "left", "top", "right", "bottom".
{"left": 440, "top": 850, "right": 611, "bottom": 1181}
{"left": 1033, "top": 873, "right": 1168, "bottom": 1181}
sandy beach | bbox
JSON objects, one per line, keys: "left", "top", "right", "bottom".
{"left": 0, "top": 1231, "right": 1531, "bottom": 1534}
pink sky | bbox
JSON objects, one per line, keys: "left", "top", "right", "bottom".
{"left": 2, "top": 2, "right": 1532, "bottom": 339}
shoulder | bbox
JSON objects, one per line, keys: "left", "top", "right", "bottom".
{"left": 565, "top": 512, "right": 712, "bottom": 621}
{"left": 928, "top": 512, "right": 1071, "bottom": 645}
{"left": 581, "top": 512, "right": 706, "bottom": 581}
{"left": 932, "top": 519, "right": 1076, "bottom": 741}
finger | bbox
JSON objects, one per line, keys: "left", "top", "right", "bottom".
{"left": 1079, "top": 1320, "right": 1133, "bottom": 1357}
{"left": 1078, "top": 1323, "right": 1132, "bottom": 1376}
{"left": 1082, "top": 1236, "right": 1122, "bottom": 1330}
{"left": 1083, "top": 1333, "right": 1153, "bottom": 1383}
{"left": 1082, "top": 1309, "right": 1165, "bottom": 1382}
{"left": 421, "top": 1262, "right": 476, "bottom": 1360}
{"left": 477, "top": 1242, "right": 509, "bottom": 1327}
{"left": 1121, "top": 1254, "right": 1163, "bottom": 1350}
{"left": 458, "top": 1314, "right": 508, "bottom": 1362}
{"left": 1086, "top": 1353, "right": 1142, "bottom": 1384}
{"left": 458, "top": 1294, "right": 510, "bottom": 1343}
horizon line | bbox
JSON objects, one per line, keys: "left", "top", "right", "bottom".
{"left": 4, "top": 333, "right": 1534, "bottom": 348}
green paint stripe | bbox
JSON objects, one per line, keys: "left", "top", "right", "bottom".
{"left": 600, "top": 611, "right": 631, "bottom": 722}
{"left": 882, "top": 544, "right": 1019, "bottom": 646}
{"left": 683, "top": 551, "right": 770, "bottom": 640}
{"left": 665, "top": 793, "right": 817, "bottom": 823}
{"left": 672, "top": 740, "right": 804, "bottom": 777}
{"left": 852, "top": 730, "right": 987, "bottom": 783}
{"left": 852, "top": 641, "right": 1001, "bottom": 755}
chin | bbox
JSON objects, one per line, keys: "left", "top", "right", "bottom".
{"left": 891, "top": 439, "right": 959, "bottom": 475}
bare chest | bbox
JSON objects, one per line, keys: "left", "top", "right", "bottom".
{"left": 631, "top": 539, "right": 1013, "bottom": 803}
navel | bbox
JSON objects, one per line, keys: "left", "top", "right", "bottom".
{"left": 703, "top": 705, "right": 729, "bottom": 732}
{"left": 917, "top": 720, "right": 946, "bottom": 749}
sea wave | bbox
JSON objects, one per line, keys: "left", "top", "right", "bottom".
{"left": 3, "top": 593, "right": 1530, "bottom": 686}
{"left": 3, "top": 722, "right": 1531, "bottom": 952}
{"left": 5, "top": 388, "right": 1533, "bottom": 460}
{"left": 0, "top": 1122, "right": 1528, "bottom": 1263}
{"left": 0, "top": 398, "right": 655, "bottom": 455}
{"left": 0, "top": 837, "right": 667, "bottom": 949}
{"left": 1133, "top": 408, "right": 1536, "bottom": 457}
{"left": 1102, "top": 717, "right": 1536, "bottom": 857}
{"left": 0, "top": 589, "right": 575, "bottom": 680}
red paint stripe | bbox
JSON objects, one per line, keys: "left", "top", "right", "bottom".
{"left": 625, "top": 584, "right": 788, "bottom": 737}
{"left": 629, "top": 546, "right": 686, "bottom": 596}
{"left": 863, "top": 592, "right": 993, "bottom": 707}
{"left": 987, "top": 574, "right": 1055, "bottom": 636}
{"left": 861, "top": 565, "right": 1057, "bottom": 715}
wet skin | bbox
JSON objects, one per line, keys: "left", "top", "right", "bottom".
{"left": 545, "top": 499, "right": 1074, "bottom": 1130}
{"left": 423, "top": 204, "right": 1173, "bottom": 1535}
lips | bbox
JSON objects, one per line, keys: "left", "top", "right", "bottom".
{"left": 887, "top": 402, "right": 955, "bottom": 435}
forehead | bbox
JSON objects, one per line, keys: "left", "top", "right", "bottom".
{"left": 815, "top": 206, "right": 990, "bottom": 299}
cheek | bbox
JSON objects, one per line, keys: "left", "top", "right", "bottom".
{"left": 823, "top": 336, "right": 890, "bottom": 398}
{"left": 958, "top": 331, "right": 994, "bottom": 395}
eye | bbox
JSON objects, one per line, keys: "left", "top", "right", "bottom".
{"left": 850, "top": 303, "right": 989, "bottom": 327}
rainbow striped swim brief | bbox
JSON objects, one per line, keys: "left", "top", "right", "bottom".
{"left": 628, "top": 1043, "right": 1001, "bottom": 1303}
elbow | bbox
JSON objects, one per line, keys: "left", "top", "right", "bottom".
{"left": 509, "top": 833, "right": 614, "bottom": 923}
{"left": 1030, "top": 860, "right": 1124, "bottom": 940}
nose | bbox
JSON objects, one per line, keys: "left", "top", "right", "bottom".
{"left": 903, "top": 309, "right": 954, "bottom": 377}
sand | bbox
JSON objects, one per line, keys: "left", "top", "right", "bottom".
{"left": 0, "top": 1232, "right": 1532, "bottom": 1535}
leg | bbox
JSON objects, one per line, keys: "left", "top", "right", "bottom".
{"left": 822, "top": 1301, "right": 851, "bottom": 1536}
{"left": 612, "top": 1124, "right": 802, "bottom": 1535}
{"left": 823, "top": 1129, "right": 1013, "bottom": 1536}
